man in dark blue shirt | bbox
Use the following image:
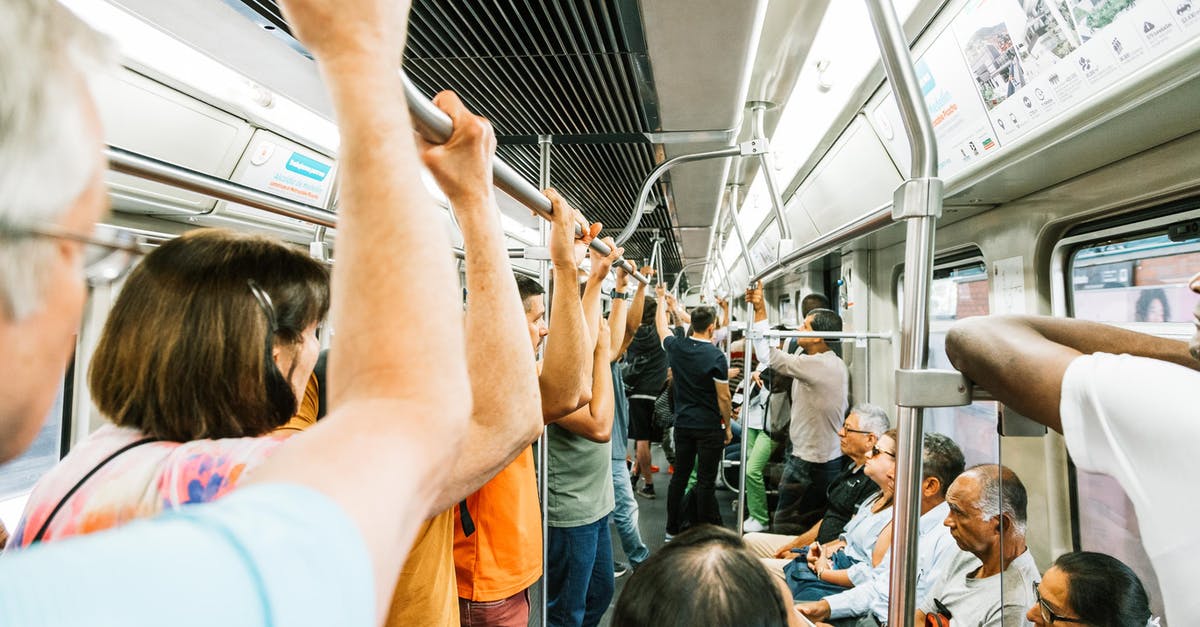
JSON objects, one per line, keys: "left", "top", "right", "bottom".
{"left": 654, "top": 285, "right": 731, "bottom": 539}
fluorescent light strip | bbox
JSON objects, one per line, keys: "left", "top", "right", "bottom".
{"left": 60, "top": 0, "right": 339, "bottom": 153}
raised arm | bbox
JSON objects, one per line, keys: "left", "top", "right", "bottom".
{"left": 252, "top": 0, "right": 470, "bottom": 619}
{"left": 419, "top": 92, "right": 542, "bottom": 513}
{"left": 621, "top": 266, "right": 652, "bottom": 356}
{"left": 539, "top": 191, "right": 597, "bottom": 421}
{"left": 582, "top": 236, "right": 622, "bottom": 345}
{"left": 945, "top": 314, "right": 1197, "bottom": 431}
{"left": 667, "top": 292, "right": 691, "bottom": 325}
{"left": 551, "top": 317, "right": 616, "bottom": 442}
{"left": 608, "top": 259, "right": 631, "bottom": 361}
{"left": 654, "top": 283, "right": 671, "bottom": 343}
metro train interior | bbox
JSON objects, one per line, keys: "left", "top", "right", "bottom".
{"left": 2, "top": 0, "right": 1199, "bottom": 625}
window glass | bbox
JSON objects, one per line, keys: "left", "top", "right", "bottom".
{"left": 1067, "top": 231, "right": 1188, "bottom": 620}
{"left": 0, "top": 383, "right": 65, "bottom": 501}
{"left": 1071, "top": 234, "right": 1200, "bottom": 324}
{"left": 901, "top": 262, "right": 998, "bottom": 466}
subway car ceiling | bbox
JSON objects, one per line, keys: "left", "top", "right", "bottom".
{"left": 66, "top": 0, "right": 1200, "bottom": 295}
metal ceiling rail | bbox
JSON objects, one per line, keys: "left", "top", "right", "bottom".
{"left": 762, "top": 330, "right": 892, "bottom": 341}
{"left": 749, "top": 203, "right": 893, "bottom": 285}
{"left": 106, "top": 147, "right": 337, "bottom": 228}
{"left": 613, "top": 145, "right": 742, "bottom": 246}
{"left": 402, "top": 72, "right": 649, "bottom": 285}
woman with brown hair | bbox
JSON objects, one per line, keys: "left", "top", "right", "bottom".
{"left": 9, "top": 228, "right": 329, "bottom": 548}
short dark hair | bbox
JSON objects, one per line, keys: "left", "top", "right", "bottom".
{"left": 690, "top": 306, "right": 717, "bottom": 334}
{"left": 90, "top": 229, "right": 330, "bottom": 440}
{"left": 800, "top": 293, "right": 831, "bottom": 316}
{"left": 808, "top": 308, "right": 842, "bottom": 333}
{"left": 515, "top": 274, "right": 544, "bottom": 311}
{"left": 640, "top": 296, "right": 657, "bottom": 325}
{"left": 612, "top": 525, "right": 789, "bottom": 627}
{"left": 1054, "top": 552, "right": 1151, "bottom": 626}
{"left": 922, "top": 432, "right": 965, "bottom": 498}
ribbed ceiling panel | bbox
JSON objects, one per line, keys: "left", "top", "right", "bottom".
{"left": 231, "top": 0, "right": 687, "bottom": 283}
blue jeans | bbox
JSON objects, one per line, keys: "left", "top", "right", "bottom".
{"left": 784, "top": 548, "right": 856, "bottom": 601}
{"left": 610, "top": 461, "right": 650, "bottom": 565}
{"left": 546, "top": 515, "right": 614, "bottom": 627}
{"left": 773, "top": 455, "right": 845, "bottom": 533}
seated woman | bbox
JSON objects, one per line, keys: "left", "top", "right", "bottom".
{"left": 612, "top": 525, "right": 803, "bottom": 627}
{"left": 784, "top": 429, "right": 898, "bottom": 602}
{"left": 9, "top": 229, "right": 328, "bottom": 547}
{"left": 1029, "top": 551, "right": 1156, "bottom": 627}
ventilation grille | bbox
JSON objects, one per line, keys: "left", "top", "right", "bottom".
{"left": 229, "top": 0, "right": 685, "bottom": 280}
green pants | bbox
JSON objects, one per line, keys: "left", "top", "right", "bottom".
{"left": 744, "top": 427, "right": 777, "bottom": 524}
{"left": 686, "top": 427, "right": 776, "bottom": 525}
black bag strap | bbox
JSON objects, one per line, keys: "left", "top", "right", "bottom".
{"left": 30, "top": 437, "right": 160, "bottom": 544}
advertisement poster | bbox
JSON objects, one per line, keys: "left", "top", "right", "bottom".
{"left": 869, "top": 32, "right": 1002, "bottom": 178}
{"left": 953, "top": 0, "right": 1190, "bottom": 142}
{"left": 869, "top": 0, "right": 1196, "bottom": 174}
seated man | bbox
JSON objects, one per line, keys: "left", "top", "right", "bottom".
{"left": 917, "top": 464, "right": 1039, "bottom": 626}
{"left": 744, "top": 404, "right": 891, "bottom": 556}
{"left": 945, "top": 295, "right": 1200, "bottom": 621}
{"left": 796, "top": 433, "right": 966, "bottom": 626}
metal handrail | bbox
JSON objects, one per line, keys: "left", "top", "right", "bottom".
{"left": 749, "top": 104, "right": 792, "bottom": 240}
{"left": 762, "top": 330, "right": 892, "bottom": 341}
{"left": 862, "top": 0, "right": 941, "bottom": 624}
{"left": 750, "top": 204, "right": 893, "bottom": 286}
{"left": 401, "top": 73, "right": 647, "bottom": 284}
{"left": 614, "top": 145, "right": 743, "bottom": 246}
{"left": 727, "top": 183, "right": 757, "bottom": 277}
{"left": 671, "top": 260, "right": 710, "bottom": 294}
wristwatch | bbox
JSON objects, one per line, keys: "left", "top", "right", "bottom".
{"left": 610, "top": 290, "right": 628, "bottom": 300}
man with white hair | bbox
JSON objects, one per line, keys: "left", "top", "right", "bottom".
{"left": 916, "top": 464, "right": 1039, "bottom": 626}
{"left": 0, "top": 0, "right": 498, "bottom": 625}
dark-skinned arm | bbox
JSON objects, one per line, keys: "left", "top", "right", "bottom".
{"left": 945, "top": 314, "right": 1196, "bottom": 432}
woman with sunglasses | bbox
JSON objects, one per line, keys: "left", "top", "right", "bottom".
{"left": 784, "top": 429, "right": 900, "bottom": 601}
{"left": 1029, "top": 552, "right": 1157, "bottom": 626}
{"left": 8, "top": 228, "right": 328, "bottom": 548}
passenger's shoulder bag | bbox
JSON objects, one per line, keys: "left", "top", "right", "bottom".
{"left": 29, "top": 437, "right": 160, "bottom": 544}
{"left": 653, "top": 385, "right": 675, "bottom": 430}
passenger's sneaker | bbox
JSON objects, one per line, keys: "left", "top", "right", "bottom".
{"left": 650, "top": 464, "right": 661, "bottom": 473}
{"left": 636, "top": 484, "right": 656, "bottom": 499}
{"left": 742, "top": 518, "right": 767, "bottom": 533}
{"left": 614, "top": 561, "right": 630, "bottom": 578}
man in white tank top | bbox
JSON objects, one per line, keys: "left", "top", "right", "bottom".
{"left": 945, "top": 274, "right": 1200, "bottom": 624}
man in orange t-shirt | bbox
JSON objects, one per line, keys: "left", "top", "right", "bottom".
{"left": 454, "top": 196, "right": 609, "bottom": 625}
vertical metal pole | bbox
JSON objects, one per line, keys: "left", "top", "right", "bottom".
{"left": 862, "top": 1, "right": 941, "bottom": 625}
{"left": 749, "top": 104, "right": 793, "bottom": 241}
{"left": 736, "top": 297, "right": 754, "bottom": 533}
{"left": 536, "top": 134, "right": 552, "bottom": 627}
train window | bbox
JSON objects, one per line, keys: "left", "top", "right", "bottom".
{"left": 898, "top": 258, "right": 998, "bottom": 467}
{"left": 0, "top": 379, "right": 68, "bottom": 534}
{"left": 1070, "top": 233, "right": 1200, "bottom": 325}
{"left": 1064, "top": 228, "right": 1196, "bottom": 619}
